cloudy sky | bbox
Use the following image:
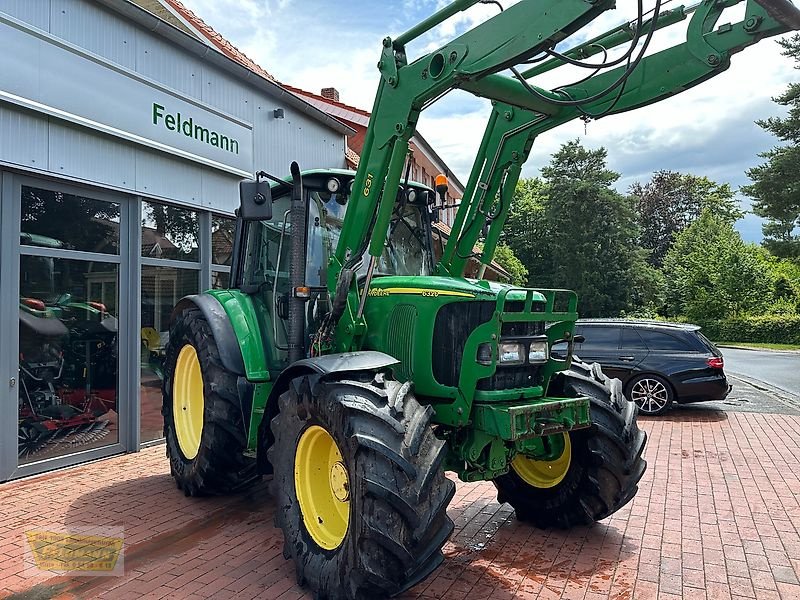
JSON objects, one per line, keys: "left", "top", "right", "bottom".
{"left": 180, "top": 0, "right": 797, "bottom": 241}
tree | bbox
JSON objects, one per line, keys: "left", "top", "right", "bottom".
{"left": 491, "top": 243, "right": 528, "bottom": 286}
{"left": 629, "top": 170, "right": 740, "bottom": 268}
{"left": 743, "top": 34, "right": 800, "bottom": 260}
{"left": 502, "top": 177, "right": 548, "bottom": 282}
{"left": 663, "top": 210, "right": 774, "bottom": 321}
{"left": 505, "top": 140, "right": 650, "bottom": 317}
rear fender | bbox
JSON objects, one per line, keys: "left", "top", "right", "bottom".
{"left": 171, "top": 295, "right": 246, "bottom": 376}
{"left": 171, "top": 291, "right": 270, "bottom": 381}
{"left": 256, "top": 351, "right": 399, "bottom": 474}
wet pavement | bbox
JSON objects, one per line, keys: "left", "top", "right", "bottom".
{"left": 1, "top": 393, "right": 799, "bottom": 599}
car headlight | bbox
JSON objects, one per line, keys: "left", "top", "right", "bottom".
{"left": 528, "top": 339, "right": 549, "bottom": 363}
{"left": 498, "top": 342, "right": 525, "bottom": 365}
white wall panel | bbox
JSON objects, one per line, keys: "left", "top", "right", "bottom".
{"left": 0, "top": 19, "right": 42, "bottom": 100}
{"left": 0, "top": 105, "right": 47, "bottom": 169}
{"left": 0, "top": 0, "right": 50, "bottom": 30}
{"left": 257, "top": 107, "right": 346, "bottom": 174}
{"left": 50, "top": 0, "right": 137, "bottom": 69}
{"left": 49, "top": 120, "right": 136, "bottom": 188}
{"left": 201, "top": 70, "right": 255, "bottom": 124}
{"left": 200, "top": 170, "right": 239, "bottom": 214}
{"left": 135, "top": 147, "right": 202, "bottom": 205}
{"left": 135, "top": 33, "right": 203, "bottom": 98}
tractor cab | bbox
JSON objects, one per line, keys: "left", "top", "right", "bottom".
{"left": 230, "top": 170, "right": 437, "bottom": 359}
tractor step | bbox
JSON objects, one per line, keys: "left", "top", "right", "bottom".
{"left": 472, "top": 397, "right": 591, "bottom": 441}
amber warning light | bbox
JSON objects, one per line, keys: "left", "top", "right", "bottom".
{"left": 435, "top": 174, "right": 448, "bottom": 202}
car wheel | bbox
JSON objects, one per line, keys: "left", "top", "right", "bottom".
{"left": 627, "top": 374, "right": 673, "bottom": 416}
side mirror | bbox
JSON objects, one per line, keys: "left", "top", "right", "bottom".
{"left": 239, "top": 176, "right": 272, "bottom": 221}
{"left": 573, "top": 335, "right": 585, "bottom": 344}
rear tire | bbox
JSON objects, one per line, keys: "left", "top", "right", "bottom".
{"left": 270, "top": 372, "right": 455, "bottom": 600}
{"left": 493, "top": 360, "right": 647, "bottom": 528}
{"left": 162, "top": 307, "right": 258, "bottom": 496}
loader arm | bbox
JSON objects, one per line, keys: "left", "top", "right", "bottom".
{"left": 327, "top": 0, "right": 617, "bottom": 351}
{"left": 440, "top": 0, "right": 800, "bottom": 277}
{"left": 328, "top": 0, "right": 799, "bottom": 352}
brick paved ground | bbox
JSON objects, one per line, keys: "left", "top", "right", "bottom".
{"left": 1, "top": 409, "right": 799, "bottom": 599}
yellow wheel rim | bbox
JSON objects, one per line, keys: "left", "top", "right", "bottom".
{"left": 294, "top": 425, "right": 350, "bottom": 551}
{"left": 173, "top": 344, "right": 204, "bottom": 460}
{"left": 512, "top": 433, "right": 572, "bottom": 489}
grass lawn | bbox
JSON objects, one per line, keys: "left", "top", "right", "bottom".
{"left": 715, "top": 341, "right": 800, "bottom": 351}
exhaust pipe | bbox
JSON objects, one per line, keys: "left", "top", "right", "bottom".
{"left": 288, "top": 162, "right": 308, "bottom": 363}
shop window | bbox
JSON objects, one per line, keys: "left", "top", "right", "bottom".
{"left": 141, "top": 201, "right": 199, "bottom": 262}
{"left": 212, "top": 215, "right": 235, "bottom": 267}
{"left": 212, "top": 271, "right": 230, "bottom": 289}
{"left": 18, "top": 257, "right": 120, "bottom": 463}
{"left": 140, "top": 266, "right": 199, "bottom": 443}
{"left": 21, "top": 186, "right": 120, "bottom": 254}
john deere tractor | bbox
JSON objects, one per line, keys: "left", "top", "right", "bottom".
{"left": 162, "top": 1, "right": 799, "bottom": 598}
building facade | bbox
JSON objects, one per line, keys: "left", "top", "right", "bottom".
{"left": 0, "top": 0, "right": 352, "bottom": 481}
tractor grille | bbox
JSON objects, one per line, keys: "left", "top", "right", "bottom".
{"left": 386, "top": 304, "right": 417, "bottom": 380}
{"left": 432, "top": 300, "right": 545, "bottom": 390}
{"left": 432, "top": 301, "right": 494, "bottom": 388}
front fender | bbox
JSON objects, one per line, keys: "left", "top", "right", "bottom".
{"left": 256, "top": 351, "right": 399, "bottom": 474}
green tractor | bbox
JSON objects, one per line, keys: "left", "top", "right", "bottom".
{"left": 161, "top": 1, "right": 799, "bottom": 598}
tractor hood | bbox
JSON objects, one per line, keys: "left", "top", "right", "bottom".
{"left": 361, "top": 276, "right": 571, "bottom": 411}
{"left": 366, "top": 276, "right": 547, "bottom": 304}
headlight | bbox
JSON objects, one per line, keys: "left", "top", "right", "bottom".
{"left": 498, "top": 342, "right": 525, "bottom": 365}
{"left": 528, "top": 339, "right": 549, "bottom": 363}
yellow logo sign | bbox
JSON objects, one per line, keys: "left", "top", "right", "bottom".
{"left": 26, "top": 530, "right": 123, "bottom": 574}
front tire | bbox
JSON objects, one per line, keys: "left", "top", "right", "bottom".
{"left": 162, "top": 307, "right": 258, "bottom": 496}
{"left": 270, "top": 373, "right": 455, "bottom": 600}
{"left": 493, "top": 361, "right": 647, "bottom": 528}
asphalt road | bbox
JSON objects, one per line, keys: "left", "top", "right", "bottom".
{"left": 720, "top": 347, "right": 800, "bottom": 398}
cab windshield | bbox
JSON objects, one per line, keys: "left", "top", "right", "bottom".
{"left": 311, "top": 189, "right": 433, "bottom": 279}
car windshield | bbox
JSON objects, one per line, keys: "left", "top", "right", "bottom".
{"left": 313, "top": 190, "right": 433, "bottom": 278}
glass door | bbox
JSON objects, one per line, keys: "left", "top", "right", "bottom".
{"left": 10, "top": 176, "right": 129, "bottom": 477}
{"left": 0, "top": 171, "right": 14, "bottom": 482}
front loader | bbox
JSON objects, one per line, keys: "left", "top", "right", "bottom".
{"left": 161, "top": 1, "right": 800, "bottom": 598}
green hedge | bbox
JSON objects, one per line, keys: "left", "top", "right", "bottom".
{"left": 694, "top": 315, "right": 800, "bottom": 345}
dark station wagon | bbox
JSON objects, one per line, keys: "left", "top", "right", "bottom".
{"left": 573, "top": 319, "right": 731, "bottom": 415}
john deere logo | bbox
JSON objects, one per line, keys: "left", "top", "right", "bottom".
{"left": 152, "top": 103, "right": 239, "bottom": 155}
